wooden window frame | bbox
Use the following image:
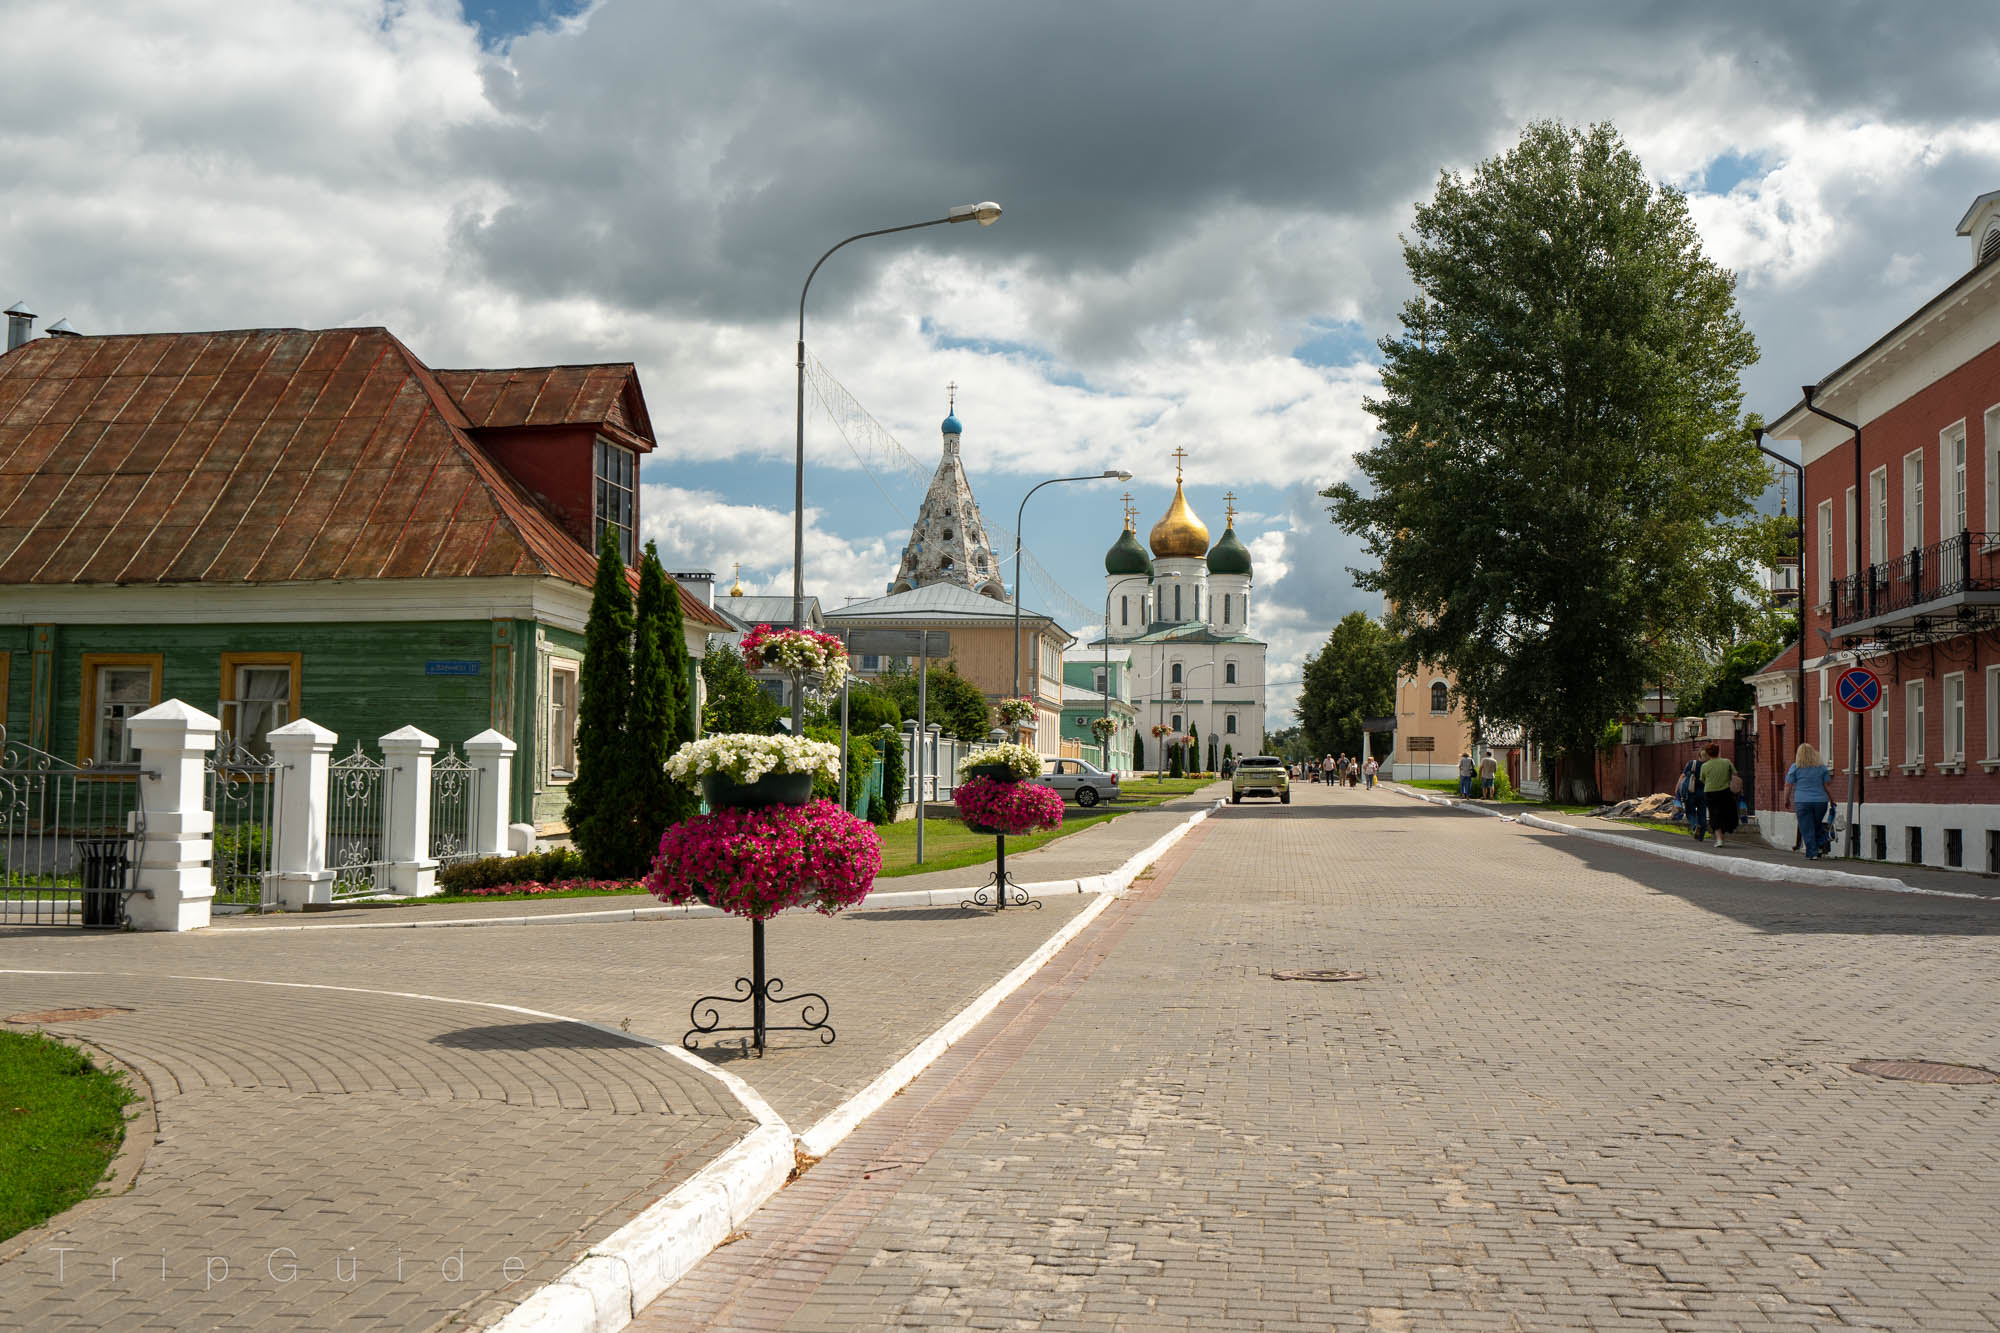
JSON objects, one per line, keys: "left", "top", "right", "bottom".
{"left": 78, "top": 653, "right": 164, "bottom": 766}
{"left": 218, "top": 651, "right": 303, "bottom": 743}
{"left": 547, "top": 658, "right": 580, "bottom": 784}
{"left": 593, "top": 436, "right": 637, "bottom": 565}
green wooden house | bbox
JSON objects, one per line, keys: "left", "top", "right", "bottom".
{"left": 0, "top": 325, "right": 728, "bottom": 832}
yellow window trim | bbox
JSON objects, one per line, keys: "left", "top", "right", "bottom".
{"left": 218, "top": 651, "right": 304, "bottom": 737}
{"left": 78, "top": 653, "right": 165, "bottom": 766}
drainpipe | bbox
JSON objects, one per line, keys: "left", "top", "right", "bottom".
{"left": 1800, "top": 386, "right": 1866, "bottom": 847}
{"left": 1753, "top": 427, "right": 1808, "bottom": 804}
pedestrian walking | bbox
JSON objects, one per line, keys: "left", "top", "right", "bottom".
{"left": 1363, "top": 755, "right": 1378, "bottom": 789}
{"left": 1477, "top": 750, "right": 1497, "bottom": 799}
{"left": 1676, "top": 751, "right": 1708, "bottom": 841}
{"left": 1697, "top": 742, "right": 1740, "bottom": 848}
{"left": 1457, "top": 751, "right": 1475, "bottom": 797}
{"left": 1785, "top": 742, "right": 1834, "bottom": 860}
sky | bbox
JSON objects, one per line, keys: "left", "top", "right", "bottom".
{"left": 4, "top": 0, "right": 1998, "bottom": 727}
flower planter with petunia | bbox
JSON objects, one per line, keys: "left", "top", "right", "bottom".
{"left": 741, "top": 623, "right": 848, "bottom": 702}
{"left": 656, "top": 732, "right": 877, "bottom": 1054}
{"left": 952, "top": 748, "right": 1059, "bottom": 913}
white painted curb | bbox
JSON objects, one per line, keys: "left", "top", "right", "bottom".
{"left": 1389, "top": 782, "right": 1988, "bottom": 901}
{"left": 487, "top": 797, "right": 1223, "bottom": 1333}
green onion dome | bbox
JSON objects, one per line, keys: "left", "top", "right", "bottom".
{"left": 1205, "top": 525, "right": 1252, "bottom": 576}
{"left": 1105, "top": 527, "right": 1152, "bottom": 576}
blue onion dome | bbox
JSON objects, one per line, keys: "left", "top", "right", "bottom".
{"left": 1105, "top": 527, "right": 1151, "bottom": 576}
{"left": 942, "top": 413, "right": 962, "bottom": 435}
{"left": 1206, "top": 525, "right": 1252, "bottom": 576}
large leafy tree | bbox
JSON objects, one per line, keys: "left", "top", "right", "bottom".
{"left": 877, "top": 660, "right": 990, "bottom": 740}
{"left": 1298, "top": 612, "right": 1398, "bottom": 760}
{"left": 1325, "top": 120, "right": 1775, "bottom": 801}
{"left": 567, "top": 525, "right": 635, "bottom": 876}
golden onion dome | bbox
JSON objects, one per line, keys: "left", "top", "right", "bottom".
{"left": 1148, "top": 479, "right": 1211, "bottom": 559}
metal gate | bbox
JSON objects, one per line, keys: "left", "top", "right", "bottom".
{"left": 327, "top": 744, "right": 393, "bottom": 899}
{"left": 1, "top": 727, "right": 146, "bottom": 928}
{"left": 207, "top": 736, "right": 281, "bottom": 910}
{"left": 428, "top": 747, "right": 479, "bottom": 868}
{"left": 1734, "top": 720, "right": 1759, "bottom": 815}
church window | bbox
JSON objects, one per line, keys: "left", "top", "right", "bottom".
{"left": 1430, "top": 681, "right": 1449, "bottom": 713}
{"left": 1174, "top": 586, "right": 1183, "bottom": 621}
{"left": 1222, "top": 594, "right": 1230, "bottom": 623}
{"left": 1193, "top": 587, "right": 1200, "bottom": 621}
{"left": 1120, "top": 596, "right": 1129, "bottom": 627}
{"left": 942, "top": 527, "right": 954, "bottom": 540}
{"left": 1226, "top": 714, "right": 1237, "bottom": 734}
{"left": 1172, "top": 713, "right": 1182, "bottom": 731}
{"left": 940, "top": 556, "right": 954, "bottom": 572}
{"left": 1225, "top": 662, "right": 1237, "bottom": 685}
{"left": 1171, "top": 663, "right": 1182, "bottom": 684}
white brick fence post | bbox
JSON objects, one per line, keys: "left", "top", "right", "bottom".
{"left": 464, "top": 729, "right": 516, "bottom": 857}
{"left": 268, "top": 718, "right": 336, "bottom": 911}
{"left": 126, "top": 699, "right": 220, "bottom": 932}
{"left": 380, "top": 725, "right": 439, "bottom": 897}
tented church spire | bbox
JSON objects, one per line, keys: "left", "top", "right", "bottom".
{"left": 888, "top": 392, "right": 1007, "bottom": 600}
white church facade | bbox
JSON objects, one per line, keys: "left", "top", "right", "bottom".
{"left": 1097, "top": 454, "right": 1268, "bottom": 770}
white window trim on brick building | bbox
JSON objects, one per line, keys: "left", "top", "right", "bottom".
{"left": 1941, "top": 672, "right": 1966, "bottom": 771}
{"left": 1816, "top": 499, "right": 1833, "bottom": 605}
{"left": 1902, "top": 680, "right": 1926, "bottom": 771}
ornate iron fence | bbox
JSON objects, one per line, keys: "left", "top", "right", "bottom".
{"left": 1, "top": 727, "right": 146, "bottom": 928}
{"left": 207, "top": 736, "right": 281, "bottom": 910}
{"left": 327, "top": 744, "right": 393, "bottom": 900}
{"left": 428, "top": 747, "right": 479, "bottom": 867}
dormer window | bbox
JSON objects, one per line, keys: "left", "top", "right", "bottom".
{"left": 594, "top": 438, "right": 636, "bottom": 563}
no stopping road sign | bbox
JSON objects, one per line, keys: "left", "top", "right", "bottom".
{"left": 1836, "top": 666, "right": 1881, "bottom": 712}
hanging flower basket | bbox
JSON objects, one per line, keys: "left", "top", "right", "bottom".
{"left": 742, "top": 624, "right": 849, "bottom": 692}
{"left": 954, "top": 776, "right": 1065, "bottom": 837}
{"left": 995, "top": 697, "right": 1036, "bottom": 727}
{"left": 646, "top": 800, "right": 882, "bottom": 919}
{"left": 1089, "top": 717, "right": 1119, "bottom": 743}
{"left": 667, "top": 733, "right": 840, "bottom": 811}
{"left": 1150, "top": 724, "right": 1172, "bottom": 739}
{"left": 957, "top": 741, "right": 1040, "bottom": 785}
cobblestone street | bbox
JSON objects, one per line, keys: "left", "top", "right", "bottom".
{"left": 639, "top": 780, "right": 2000, "bottom": 1332}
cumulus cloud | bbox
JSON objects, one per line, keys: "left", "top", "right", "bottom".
{"left": 639, "top": 483, "right": 901, "bottom": 607}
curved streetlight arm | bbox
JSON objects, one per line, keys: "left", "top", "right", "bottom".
{"left": 1011, "top": 470, "right": 1132, "bottom": 699}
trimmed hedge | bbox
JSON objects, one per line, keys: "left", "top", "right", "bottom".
{"left": 437, "top": 847, "right": 586, "bottom": 894}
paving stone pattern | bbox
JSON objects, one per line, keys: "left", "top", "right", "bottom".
{"left": 642, "top": 781, "right": 2000, "bottom": 1331}
{"left": 0, "top": 974, "right": 750, "bottom": 1332}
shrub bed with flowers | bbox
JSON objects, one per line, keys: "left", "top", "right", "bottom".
{"left": 645, "top": 800, "right": 882, "bottom": 918}
{"left": 956, "top": 741, "right": 1042, "bottom": 782}
{"left": 741, "top": 623, "right": 849, "bottom": 692}
{"left": 953, "top": 777, "right": 1065, "bottom": 837}
{"left": 461, "top": 878, "right": 636, "bottom": 898}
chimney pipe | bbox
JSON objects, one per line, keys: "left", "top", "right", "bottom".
{"left": 4, "top": 301, "right": 33, "bottom": 352}
{"left": 45, "top": 318, "right": 79, "bottom": 338}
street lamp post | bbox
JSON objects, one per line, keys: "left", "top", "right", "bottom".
{"left": 791, "top": 201, "right": 1002, "bottom": 735}
{"left": 1011, "top": 470, "right": 1132, "bottom": 732}
{"left": 1752, "top": 426, "right": 1810, "bottom": 837}
{"left": 1102, "top": 574, "right": 1151, "bottom": 766}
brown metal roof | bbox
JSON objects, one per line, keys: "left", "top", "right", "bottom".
{"left": 432, "top": 364, "right": 653, "bottom": 448}
{"left": 0, "top": 325, "right": 729, "bottom": 630}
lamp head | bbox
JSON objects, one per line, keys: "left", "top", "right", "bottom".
{"left": 948, "top": 201, "right": 1004, "bottom": 226}
{"left": 1104, "top": 469, "right": 1133, "bottom": 480}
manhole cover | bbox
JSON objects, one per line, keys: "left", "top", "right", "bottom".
{"left": 1270, "top": 970, "right": 1366, "bottom": 983}
{"left": 6, "top": 1006, "right": 132, "bottom": 1024}
{"left": 1850, "top": 1059, "right": 2000, "bottom": 1085}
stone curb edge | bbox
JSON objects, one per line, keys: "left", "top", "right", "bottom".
{"left": 1389, "top": 783, "right": 1988, "bottom": 900}
{"left": 485, "top": 798, "right": 1225, "bottom": 1333}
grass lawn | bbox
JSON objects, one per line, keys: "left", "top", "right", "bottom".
{"left": 298, "top": 779, "right": 1221, "bottom": 909}
{"left": 0, "top": 1031, "right": 135, "bottom": 1242}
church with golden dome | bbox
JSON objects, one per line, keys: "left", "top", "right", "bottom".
{"left": 1098, "top": 450, "right": 1267, "bottom": 768}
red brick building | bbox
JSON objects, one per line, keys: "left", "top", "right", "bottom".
{"left": 1751, "top": 190, "right": 2000, "bottom": 867}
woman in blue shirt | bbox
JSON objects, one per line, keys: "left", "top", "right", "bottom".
{"left": 1784, "top": 743, "right": 1834, "bottom": 860}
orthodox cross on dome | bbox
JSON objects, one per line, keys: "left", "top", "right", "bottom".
{"left": 1171, "top": 446, "right": 1189, "bottom": 481}
{"left": 729, "top": 561, "right": 744, "bottom": 596}
{"left": 1224, "top": 491, "right": 1237, "bottom": 527}
{"left": 946, "top": 380, "right": 957, "bottom": 413}
{"left": 1121, "top": 491, "right": 1136, "bottom": 531}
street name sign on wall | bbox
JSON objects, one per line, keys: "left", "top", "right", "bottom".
{"left": 1835, "top": 667, "right": 1881, "bottom": 713}
{"left": 424, "top": 660, "right": 482, "bottom": 676}
{"left": 1407, "top": 735, "right": 1436, "bottom": 752}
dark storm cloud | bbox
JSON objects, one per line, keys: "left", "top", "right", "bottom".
{"left": 450, "top": 0, "right": 1999, "bottom": 349}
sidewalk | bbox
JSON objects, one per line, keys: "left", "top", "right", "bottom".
{"left": 204, "top": 785, "right": 1229, "bottom": 932}
{"left": 1389, "top": 783, "right": 2000, "bottom": 901}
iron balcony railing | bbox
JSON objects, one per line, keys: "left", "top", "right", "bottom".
{"left": 1829, "top": 530, "right": 2000, "bottom": 630}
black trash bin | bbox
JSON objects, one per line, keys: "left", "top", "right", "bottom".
{"left": 76, "top": 837, "right": 130, "bottom": 929}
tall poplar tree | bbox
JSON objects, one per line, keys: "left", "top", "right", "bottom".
{"left": 625, "top": 544, "right": 698, "bottom": 874}
{"left": 1325, "top": 120, "right": 1774, "bottom": 801}
{"left": 566, "top": 525, "right": 634, "bottom": 876}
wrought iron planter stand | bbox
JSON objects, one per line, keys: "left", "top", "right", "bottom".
{"left": 960, "top": 831, "right": 1041, "bottom": 912}
{"left": 684, "top": 918, "right": 835, "bottom": 1056}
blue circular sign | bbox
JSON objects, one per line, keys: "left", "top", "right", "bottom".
{"left": 1836, "top": 667, "right": 1881, "bottom": 713}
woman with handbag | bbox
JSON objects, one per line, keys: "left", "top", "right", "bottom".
{"left": 1784, "top": 743, "right": 1834, "bottom": 860}
{"left": 1697, "top": 742, "right": 1741, "bottom": 848}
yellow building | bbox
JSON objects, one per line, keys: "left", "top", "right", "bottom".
{"left": 1388, "top": 666, "right": 1477, "bottom": 781}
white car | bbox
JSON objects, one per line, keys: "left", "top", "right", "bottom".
{"left": 1037, "top": 758, "right": 1121, "bottom": 807}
